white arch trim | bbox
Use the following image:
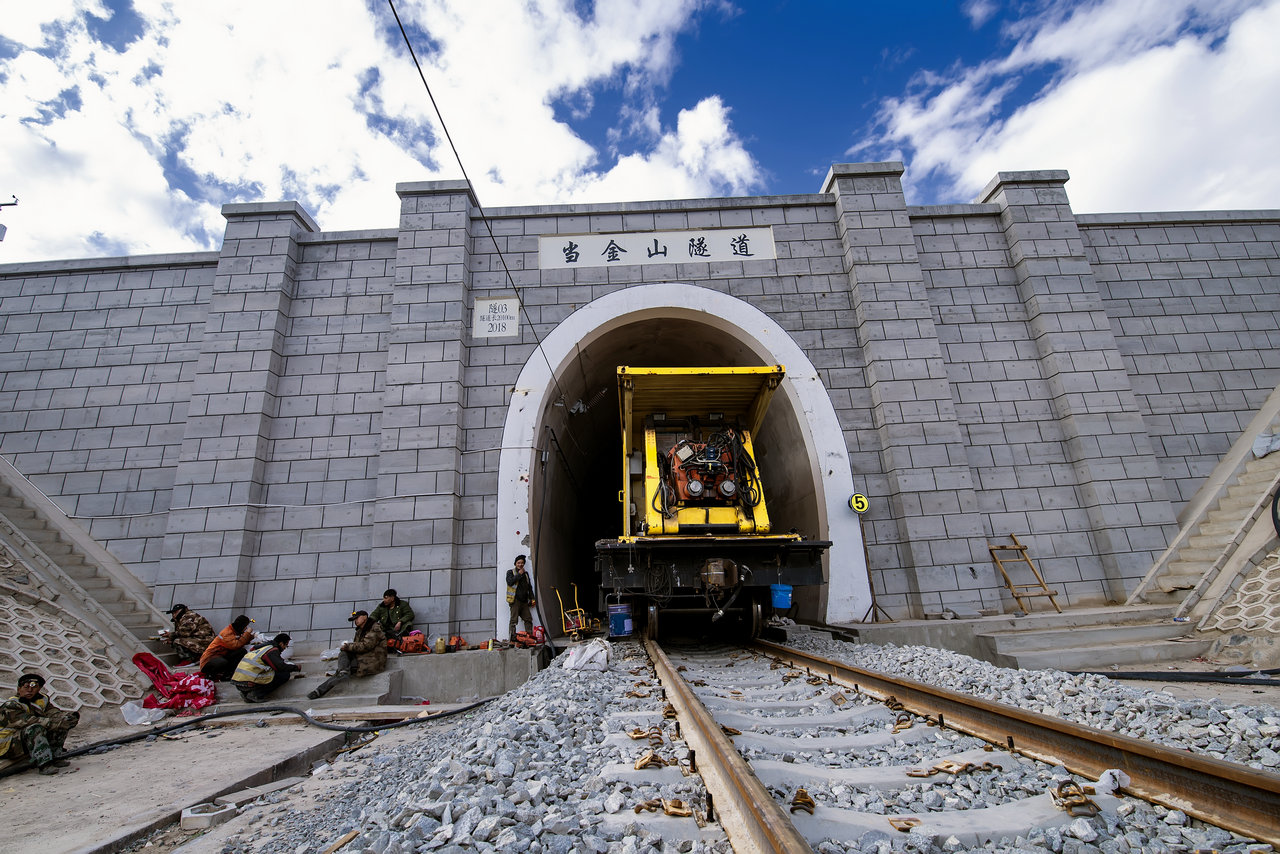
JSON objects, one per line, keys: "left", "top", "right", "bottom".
{"left": 496, "top": 283, "right": 871, "bottom": 637}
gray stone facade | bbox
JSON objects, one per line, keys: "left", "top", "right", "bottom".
{"left": 1, "top": 163, "right": 1276, "bottom": 644}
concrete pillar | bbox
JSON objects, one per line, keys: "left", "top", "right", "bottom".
{"left": 379, "top": 181, "right": 479, "bottom": 639}
{"left": 157, "top": 202, "right": 315, "bottom": 613}
{"left": 823, "top": 163, "right": 994, "bottom": 618}
{"left": 980, "top": 171, "right": 1177, "bottom": 601}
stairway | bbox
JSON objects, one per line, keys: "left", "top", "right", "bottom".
{"left": 1142, "top": 452, "right": 1280, "bottom": 603}
{"left": 1128, "top": 386, "right": 1280, "bottom": 612}
{"left": 0, "top": 457, "right": 168, "bottom": 647}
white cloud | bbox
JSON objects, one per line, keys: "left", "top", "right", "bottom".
{"left": 0, "top": 0, "right": 760, "bottom": 262}
{"left": 963, "top": 0, "right": 1000, "bottom": 28}
{"left": 867, "top": 0, "right": 1280, "bottom": 212}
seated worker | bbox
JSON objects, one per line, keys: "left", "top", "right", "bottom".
{"left": 370, "top": 589, "right": 414, "bottom": 640}
{"left": 308, "top": 610, "right": 386, "bottom": 700}
{"left": 199, "top": 614, "right": 256, "bottom": 681}
{"left": 0, "top": 673, "right": 80, "bottom": 775}
{"left": 161, "top": 604, "right": 214, "bottom": 665}
{"left": 231, "top": 633, "right": 301, "bottom": 703}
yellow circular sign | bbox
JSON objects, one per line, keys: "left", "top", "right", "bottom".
{"left": 848, "top": 493, "right": 869, "bottom": 514}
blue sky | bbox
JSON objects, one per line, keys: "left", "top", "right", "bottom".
{"left": 2, "top": 0, "right": 1278, "bottom": 262}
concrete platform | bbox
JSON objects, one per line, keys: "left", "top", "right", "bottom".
{"left": 4, "top": 721, "right": 345, "bottom": 854}
{"left": 168, "top": 643, "right": 544, "bottom": 714}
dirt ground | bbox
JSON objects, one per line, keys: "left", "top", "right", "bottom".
{"left": 1105, "top": 656, "right": 1280, "bottom": 709}
{"left": 120, "top": 722, "right": 449, "bottom": 854}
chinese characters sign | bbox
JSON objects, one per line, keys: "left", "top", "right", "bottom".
{"left": 538, "top": 228, "right": 775, "bottom": 269}
{"left": 473, "top": 295, "right": 520, "bottom": 339}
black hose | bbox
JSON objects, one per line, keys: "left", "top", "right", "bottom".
{"left": 1271, "top": 486, "right": 1279, "bottom": 538}
{"left": 0, "top": 697, "right": 493, "bottom": 779}
{"left": 1067, "top": 668, "right": 1280, "bottom": 684}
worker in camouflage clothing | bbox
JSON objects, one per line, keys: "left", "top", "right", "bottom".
{"left": 370, "top": 588, "right": 415, "bottom": 639}
{"left": 307, "top": 610, "right": 387, "bottom": 699}
{"left": 0, "top": 673, "right": 80, "bottom": 775}
{"left": 161, "top": 603, "right": 214, "bottom": 664}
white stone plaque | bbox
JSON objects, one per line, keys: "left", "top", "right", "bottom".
{"left": 473, "top": 295, "right": 520, "bottom": 339}
{"left": 538, "top": 227, "right": 775, "bottom": 269}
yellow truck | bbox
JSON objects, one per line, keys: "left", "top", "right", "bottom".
{"left": 595, "top": 365, "right": 830, "bottom": 637}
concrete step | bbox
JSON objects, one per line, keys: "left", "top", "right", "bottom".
{"left": 1237, "top": 466, "right": 1280, "bottom": 485}
{"left": 1007, "top": 637, "right": 1214, "bottom": 671}
{"left": 977, "top": 621, "right": 1195, "bottom": 655}
{"left": 209, "top": 667, "right": 404, "bottom": 712}
{"left": 1172, "top": 547, "right": 1217, "bottom": 565}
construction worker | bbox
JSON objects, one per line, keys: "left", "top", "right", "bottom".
{"left": 506, "top": 554, "right": 536, "bottom": 639}
{"left": 308, "top": 610, "right": 386, "bottom": 700}
{"left": 199, "top": 614, "right": 257, "bottom": 681}
{"left": 160, "top": 604, "right": 213, "bottom": 665}
{"left": 0, "top": 673, "right": 80, "bottom": 775}
{"left": 231, "top": 634, "right": 300, "bottom": 703}
{"left": 369, "top": 589, "right": 414, "bottom": 639}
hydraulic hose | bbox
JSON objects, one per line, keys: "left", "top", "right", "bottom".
{"left": 1068, "top": 668, "right": 1280, "bottom": 684}
{"left": 0, "top": 696, "right": 493, "bottom": 780}
{"left": 1272, "top": 486, "right": 1279, "bottom": 538}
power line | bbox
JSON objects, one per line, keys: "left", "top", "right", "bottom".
{"left": 385, "top": 0, "right": 587, "bottom": 461}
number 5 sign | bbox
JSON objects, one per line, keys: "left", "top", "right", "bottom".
{"left": 848, "top": 493, "right": 869, "bottom": 514}
{"left": 473, "top": 296, "right": 520, "bottom": 339}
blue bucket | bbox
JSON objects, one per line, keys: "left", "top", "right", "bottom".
{"left": 608, "top": 602, "right": 633, "bottom": 637}
{"left": 770, "top": 584, "right": 792, "bottom": 609}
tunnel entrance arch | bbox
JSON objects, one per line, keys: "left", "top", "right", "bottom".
{"left": 495, "top": 283, "right": 870, "bottom": 638}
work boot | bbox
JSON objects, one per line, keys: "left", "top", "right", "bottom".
{"left": 37, "top": 764, "right": 59, "bottom": 776}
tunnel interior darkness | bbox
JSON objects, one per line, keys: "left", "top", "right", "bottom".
{"left": 523, "top": 316, "right": 827, "bottom": 634}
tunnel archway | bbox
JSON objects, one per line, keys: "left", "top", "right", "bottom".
{"left": 495, "top": 283, "right": 870, "bottom": 638}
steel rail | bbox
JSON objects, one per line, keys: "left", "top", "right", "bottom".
{"left": 645, "top": 639, "right": 813, "bottom": 853}
{"left": 754, "top": 639, "right": 1280, "bottom": 845}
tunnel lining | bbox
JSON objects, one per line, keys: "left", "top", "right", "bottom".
{"left": 495, "top": 283, "right": 871, "bottom": 638}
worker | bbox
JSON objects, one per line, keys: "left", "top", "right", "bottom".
{"left": 370, "top": 588, "right": 415, "bottom": 639}
{"left": 160, "top": 604, "right": 214, "bottom": 665}
{"left": 199, "top": 614, "right": 256, "bottom": 681}
{"left": 231, "top": 633, "right": 301, "bottom": 703}
{"left": 506, "top": 554, "right": 536, "bottom": 639}
{"left": 307, "top": 610, "right": 386, "bottom": 700}
{"left": 0, "top": 673, "right": 80, "bottom": 776}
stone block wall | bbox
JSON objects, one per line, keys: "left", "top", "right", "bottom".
{"left": 1080, "top": 213, "right": 1280, "bottom": 507}
{"left": 1, "top": 164, "right": 1277, "bottom": 639}
{"left": 0, "top": 255, "right": 215, "bottom": 584}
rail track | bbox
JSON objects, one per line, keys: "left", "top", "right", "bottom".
{"left": 629, "top": 636, "right": 1280, "bottom": 853}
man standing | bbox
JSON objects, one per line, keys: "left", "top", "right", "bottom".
{"left": 506, "top": 554, "right": 536, "bottom": 639}
{"left": 161, "top": 604, "right": 214, "bottom": 665}
{"left": 308, "top": 610, "right": 387, "bottom": 700}
{"left": 231, "top": 634, "right": 301, "bottom": 703}
{"left": 0, "top": 673, "right": 80, "bottom": 775}
{"left": 369, "top": 589, "right": 414, "bottom": 640}
{"left": 199, "top": 614, "right": 256, "bottom": 681}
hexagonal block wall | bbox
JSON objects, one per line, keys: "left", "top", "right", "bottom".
{"left": 0, "top": 588, "right": 142, "bottom": 710}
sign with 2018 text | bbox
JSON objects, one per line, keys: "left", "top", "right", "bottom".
{"left": 538, "top": 228, "right": 776, "bottom": 269}
{"left": 473, "top": 296, "right": 519, "bottom": 339}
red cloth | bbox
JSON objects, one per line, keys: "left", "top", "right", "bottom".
{"left": 132, "top": 652, "right": 217, "bottom": 713}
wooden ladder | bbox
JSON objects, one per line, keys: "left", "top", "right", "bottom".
{"left": 988, "top": 533, "right": 1062, "bottom": 613}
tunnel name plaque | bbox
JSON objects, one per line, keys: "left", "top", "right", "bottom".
{"left": 539, "top": 227, "right": 776, "bottom": 269}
